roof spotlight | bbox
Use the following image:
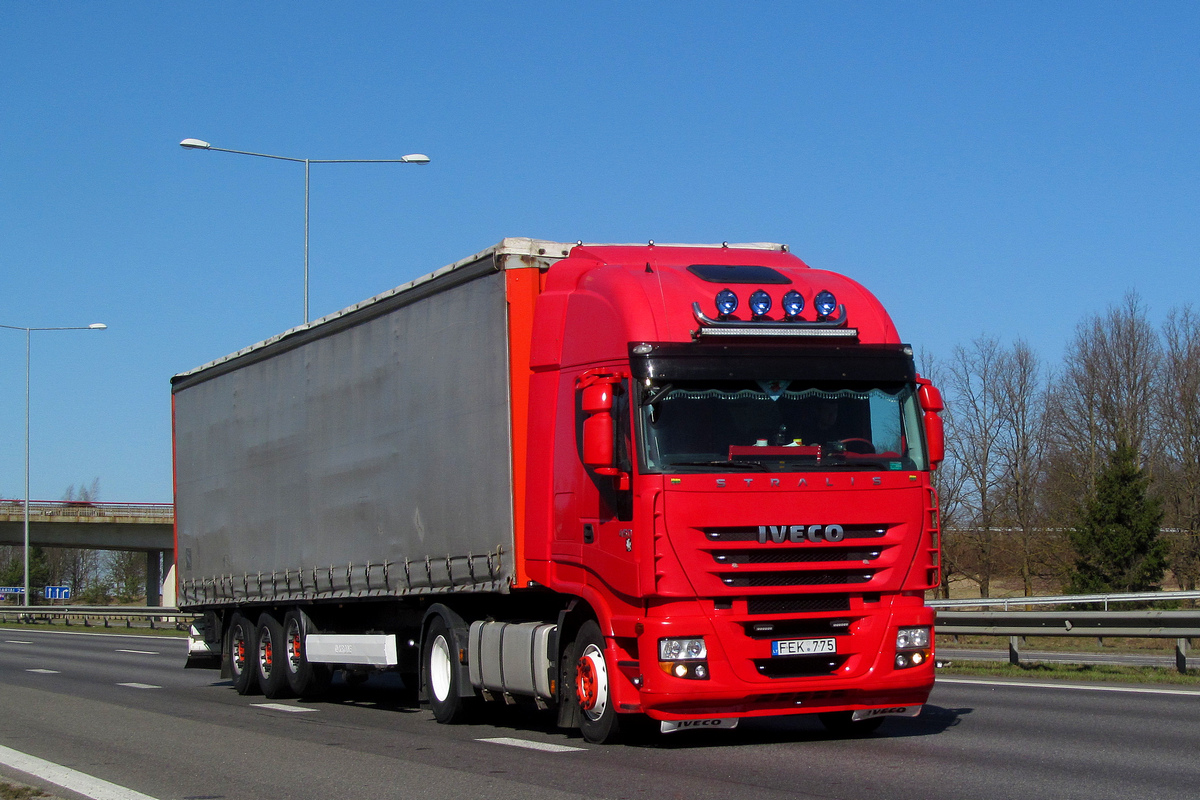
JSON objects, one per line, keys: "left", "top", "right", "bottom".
{"left": 749, "top": 290, "right": 772, "bottom": 318}
{"left": 715, "top": 289, "right": 738, "bottom": 318}
{"left": 781, "top": 290, "right": 804, "bottom": 318}
{"left": 815, "top": 290, "right": 838, "bottom": 319}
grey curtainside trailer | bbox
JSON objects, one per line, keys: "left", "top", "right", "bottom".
{"left": 172, "top": 239, "right": 561, "bottom": 610}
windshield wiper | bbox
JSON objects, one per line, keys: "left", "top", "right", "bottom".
{"left": 668, "top": 460, "right": 766, "bottom": 470}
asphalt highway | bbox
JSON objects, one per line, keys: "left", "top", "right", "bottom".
{"left": 1, "top": 627, "right": 1198, "bottom": 800}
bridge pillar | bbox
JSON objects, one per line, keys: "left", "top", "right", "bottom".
{"left": 147, "top": 550, "right": 165, "bottom": 607}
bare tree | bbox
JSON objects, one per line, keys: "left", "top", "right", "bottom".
{"left": 1157, "top": 307, "right": 1200, "bottom": 590}
{"left": 943, "top": 336, "right": 1007, "bottom": 597}
{"left": 993, "top": 341, "right": 1054, "bottom": 595}
{"left": 1046, "top": 292, "right": 1160, "bottom": 498}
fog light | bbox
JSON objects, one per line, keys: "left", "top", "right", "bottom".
{"left": 674, "top": 663, "right": 688, "bottom": 677}
{"left": 911, "top": 651, "right": 925, "bottom": 666}
{"left": 815, "top": 290, "right": 837, "bottom": 318}
{"left": 782, "top": 290, "right": 804, "bottom": 318}
{"left": 693, "top": 663, "right": 708, "bottom": 679}
{"left": 895, "top": 653, "right": 910, "bottom": 669}
{"left": 749, "top": 289, "right": 772, "bottom": 318}
{"left": 715, "top": 289, "right": 738, "bottom": 317}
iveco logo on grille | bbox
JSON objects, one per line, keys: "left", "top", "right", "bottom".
{"left": 758, "top": 525, "right": 845, "bottom": 544}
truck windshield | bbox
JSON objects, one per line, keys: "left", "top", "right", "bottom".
{"left": 638, "top": 380, "right": 927, "bottom": 473}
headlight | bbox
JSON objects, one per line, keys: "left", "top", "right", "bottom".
{"left": 896, "top": 626, "right": 931, "bottom": 650}
{"left": 659, "top": 637, "right": 707, "bottom": 660}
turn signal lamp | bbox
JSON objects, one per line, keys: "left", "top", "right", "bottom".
{"left": 781, "top": 290, "right": 804, "bottom": 318}
{"left": 749, "top": 290, "right": 772, "bottom": 318}
{"left": 815, "top": 290, "right": 838, "bottom": 319}
{"left": 715, "top": 289, "right": 738, "bottom": 318}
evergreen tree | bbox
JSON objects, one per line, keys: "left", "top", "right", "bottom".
{"left": 1068, "top": 438, "right": 1168, "bottom": 593}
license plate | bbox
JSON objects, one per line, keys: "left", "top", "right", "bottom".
{"left": 771, "top": 637, "right": 837, "bottom": 656}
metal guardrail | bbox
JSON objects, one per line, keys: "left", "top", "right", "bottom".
{"left": 934, "top": 599, "right": 1199, "bottom": 673}
{"left": 0, "top": 605, "right": 189, "bottom": 630}
{"left": 0, "top": 500, "right": 175, "bottom": 519}
{"left": 928, "top": 589, "right": 1200, "bottom": 610}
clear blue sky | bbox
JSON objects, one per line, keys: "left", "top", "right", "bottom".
{"left": 1, "top": 2, "right": 1197, "bottom": 502}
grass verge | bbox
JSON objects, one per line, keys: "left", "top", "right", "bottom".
{"left": 938, "top": 659, "right": 1200, "bottom": 687}
{"left": 0, "top": 780, "right": 52, "bottom": 800}
{"left": 0, "top": 622, "right": 188, "bottom": 637}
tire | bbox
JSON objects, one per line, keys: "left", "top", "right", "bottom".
{"left": 422, "top": 616, "right": 476, "bottom": 724}
{"left": 818, "top": 710, "right": 885, "bottom": 736}
{"left": 228, "top": 613, "right": 261, "bottom": 696}
{"left": 256, "top": 613, "right": 292, "bottom": 699}
{"left": 282, "top": 609, "right": 331, "bottom": 698}
{"left": 573, "top": 620, "right": 620, "bottom": 744}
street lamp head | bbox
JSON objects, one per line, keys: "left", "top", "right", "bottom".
{"left": 88, "top": 323, "right": 107, "bottom": 330}
{"left": 401, "top": 154, "right": 431, "bottom": 164}
{"left": 180, "top": 138, "right": 212, "bottom": 150}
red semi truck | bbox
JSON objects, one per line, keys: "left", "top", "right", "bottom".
{"left": 174, "top": 238, "right": 944, "bottom": 743}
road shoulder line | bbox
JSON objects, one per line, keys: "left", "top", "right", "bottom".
{"left": 0, "top": 743, "right": 161, "bottom": 800}
{"left": 937, "top": 677, "right": 1200, "bottom": 697}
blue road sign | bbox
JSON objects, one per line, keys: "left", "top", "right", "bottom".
{"left": 0, "top": 587, "right": 24, "bottom": 595}
{"left": 43, "top": 586, "right": 71, "bottom": 601}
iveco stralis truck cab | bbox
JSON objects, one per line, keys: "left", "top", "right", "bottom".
{"left": 521, "top": 242, "right": 943, "bottom": 740}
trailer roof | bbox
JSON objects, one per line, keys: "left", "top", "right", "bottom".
{"left": 172, "top": 237, "right": 788, "bottom": 383}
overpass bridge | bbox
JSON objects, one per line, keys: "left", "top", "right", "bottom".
{"left": 0, "top": 500, "right": 174, "bottom": 606}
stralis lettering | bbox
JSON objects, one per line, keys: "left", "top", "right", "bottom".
{"left": 757, "top": 524, "right": 845, "bottom": 544}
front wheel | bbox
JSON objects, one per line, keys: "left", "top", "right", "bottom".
{"left": 422, "top": 616, "right": 476, "bottom": 724}
{"left": 573, "top": 620, "right": 620, "bottom": 744}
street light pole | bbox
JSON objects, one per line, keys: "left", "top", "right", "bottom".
{"left": 0, "top": 323, "right": 107, "bottom": 606}
{"left": 179, "top": 139, "right": 430, "bottom": 324}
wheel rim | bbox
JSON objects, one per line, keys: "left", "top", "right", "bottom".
{"left": 258, "top": 627, "right": 274, "bottom": 678}
{"left": 231, "top": 627, "right": 247, "bottom": 675}
{"left": 576, "top": 643, "right": 609, "bottom": 721}
{"left": 429, "top": 634, "right": 453, "bottom": 702}
{"left": 285, "top": 619, "right": 303, "bottom": 675}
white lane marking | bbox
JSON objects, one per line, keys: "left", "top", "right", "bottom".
{"left": 27, "top": 669, "right": 61, "bottom": 674}
{"left": 251, "top": 703, "right": 318, "bottom": 713}
{"left": 6, "top": 640, "right": 34, "bottom": 644}
{"left": 0, "top": 743, "right": 161, "bottom": 800}
{"left": 477, "top": 737, "right": 586, "bottom": 753}
{"left": 937, "top": 677, "right": 1200, "bottom": 697}
{"left": 115, "top": 649, "right": 159, "bottom": 655}
{"left": 116, "top": 683, "right": 161, "bottom": 690}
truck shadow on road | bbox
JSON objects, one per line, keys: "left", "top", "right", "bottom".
{"left": 640, "top": 704, "right": 972, "bottom": 749}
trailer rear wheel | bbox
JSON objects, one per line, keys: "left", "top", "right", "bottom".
{"left": 573, "top": 620, "right": 619, "bottom": 744}
{"left": 283, "top": 609, "right": 330, "bottom": 698}
{"left": 423, "top": 617, "right": 474, "bottom": 724}
{"left": 228, "top": 613, "right": 261, "bottom": 695}
{"left": 256, "top": 613, "right": 291, "bottom": 699}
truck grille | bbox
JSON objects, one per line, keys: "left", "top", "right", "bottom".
{"left": 746, "top": 594, "right": 851, "bottom": 615}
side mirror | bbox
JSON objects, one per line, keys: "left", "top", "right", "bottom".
{"left": 917, "top": 380, "right": 944, "bottom": 468}
{"left": 582, "top": 412, "right": 615, "bottom": 468}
